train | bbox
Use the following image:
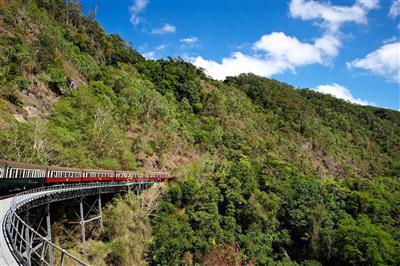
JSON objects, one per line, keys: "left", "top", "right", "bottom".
{"left": 0, "top": 159, "right": 169, "bottom": 191}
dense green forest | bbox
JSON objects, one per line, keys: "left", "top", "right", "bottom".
{"left": 0, "top": 1, "right": 399, "bottom": 265}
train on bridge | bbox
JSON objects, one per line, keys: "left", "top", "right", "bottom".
{"left": 0, "top": 159, "right": 169, "bottom": 191}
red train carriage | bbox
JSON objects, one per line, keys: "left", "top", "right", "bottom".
{"left": 81, "top": 168, "right": 115, "bottom": 182}
{"left": 0, "top": 159, "right": 170, "bottom": 191}
{"left": 45, "top": 165, "right": 84, "bottom": 183}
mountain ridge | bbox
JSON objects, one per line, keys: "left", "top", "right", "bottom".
{"left": 0, "top": 1, "right": 399, "bottom": 265}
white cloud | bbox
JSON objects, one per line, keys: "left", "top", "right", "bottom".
{"left": 192, "top": 32, "right": 342, "bottom": 80}
{"left": 289, "top": 0, "right": 379, "bottom": 32}
{"left": 156, "top": 44, "right": 167, "bottom": 50}
{"left": 129, "top": 0, "right": 149, "bottom": 25}
{"left": 314, "top": 83, "right": 373, "bottom": 106}
{"left": 347, "top": 42, "right": 400, "bottom": 83}
{"left": 389, "top": 0, "right": 400, "bottom": 18}
{"left": 180, "top": 37, "right": 198, "bottom": 45}
{"left": 142, "top": 51, "right": 156, "bottom": 59}
{"left": 254, "top": 32, "right": 341, "bottom": 66}
{"left": 192, "top": 52, "right": 288, "bottom": 80}
{"left": 191, "top": 0, "right": 377, "bottom": 80}
{"left": 151, "top": 23, "right": 176, "bottom": 35}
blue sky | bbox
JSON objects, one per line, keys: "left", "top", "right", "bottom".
{"left": 82, "top": 0, "right": 400, "bottom": 110}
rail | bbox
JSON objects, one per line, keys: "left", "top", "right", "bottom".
{"left": 4, "top": 181, "right": 160, "bottom": 265}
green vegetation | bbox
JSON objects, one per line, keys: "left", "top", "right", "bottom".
{"left": 0, "top": 1, "right": 399, "bottom": 265}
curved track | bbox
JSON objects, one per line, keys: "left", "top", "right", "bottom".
{"left": 0, "top": 181, "right": 159, "bottom": 265}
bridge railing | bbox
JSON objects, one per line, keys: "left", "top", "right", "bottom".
{"left": 7, "top": 211, "right": 88, "bottom": 265}
{"left": 5, "top": 180, "right": 160, "bottom": 265}
{"left": 10, "top": 180, "right": 155, "bottom": 211}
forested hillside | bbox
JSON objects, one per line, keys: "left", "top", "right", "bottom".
{"left": 0, "top": 1, "right": 399, "bottom": 265}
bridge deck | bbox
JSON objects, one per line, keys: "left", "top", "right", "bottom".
{"left": 1, "top": 191, "right": 53, "bottom": 266}
{"left": 0, "top": 182, "right": 153, "bottom": 265}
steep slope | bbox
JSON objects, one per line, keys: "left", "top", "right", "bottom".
{"left": 0, "top": 1, "right": 399, "bottom": 265}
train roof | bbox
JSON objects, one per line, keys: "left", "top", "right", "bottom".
{"left": 47, "top": 165, "right": 82, "bottom": 171}
{"left": 83, "top": 168, "right": 115, "bottom": 173}
{"left": 0, "top": 159, "right": 169, "bottom": 175}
